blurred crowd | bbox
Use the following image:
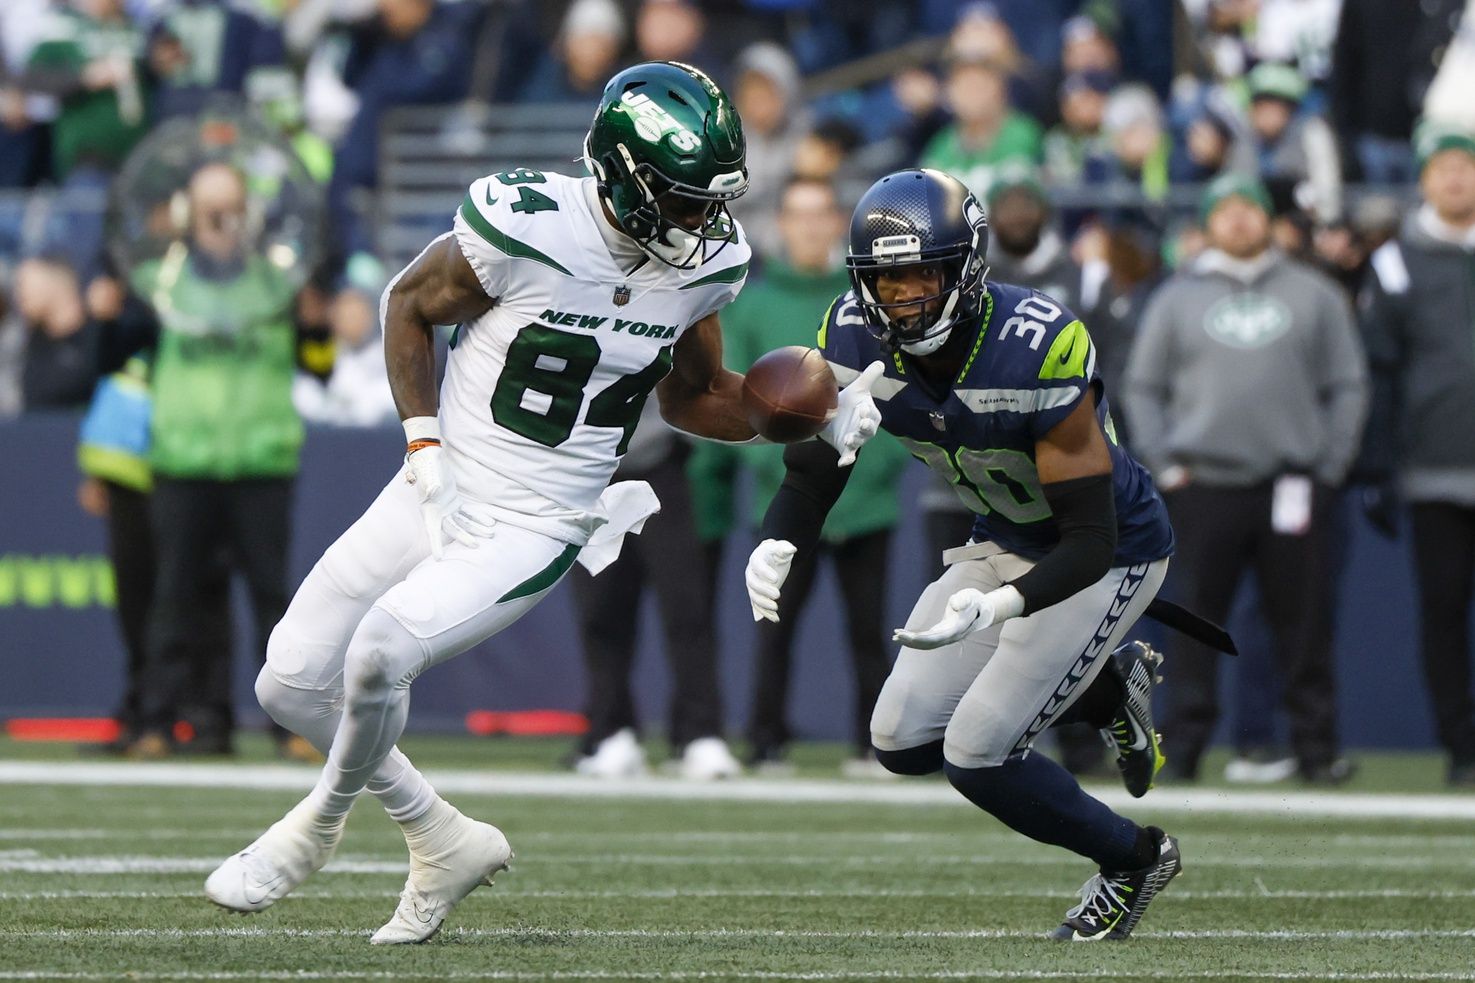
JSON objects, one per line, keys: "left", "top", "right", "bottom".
{"left": 2, "top": 0, "right": 1474, "bottom": 787}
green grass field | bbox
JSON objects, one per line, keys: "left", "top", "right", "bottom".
{"left": 2, "top": 735, "right": 1473, "bottom": 982}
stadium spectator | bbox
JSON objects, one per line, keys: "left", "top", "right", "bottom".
{"left": 1123, "top": 174, "right": 1369, "bottom": 785}
{"left": 1042, "top": 69, "right": 1112, "bottom": 185}
{"left": 23, "top": 0, "right": 151, "bottom": 278}
{"left": 1059, "top": 15, "right": 1119, "bottom": 78}
{"left": 517, "top": 0, "right": 626, "bottom": 105}
{"left": 920, "top": 55, "right": 1041, "bottom": 199}
{"left": 291, "top": 286, "right": 397, "bottom": 427}
{"left": 722, "top": 176, "right": 909, "bottom": 775}
{"left": 569, "top": 402, "right": 741, "bottom": 782}
{"left": 124, "top": 161, "right": 307, "bottom": 759}
{"left": 727, "top": 42, "right": 806, "bottom": 259}
{"left": 324, "top": 0, "right": 479, "bottom": 262}
{"left": 1088, "top": 83, "right": 1169, "bottom": 201}
{"left": 147, "top": 0, "right": 289, "bottom": 120}
{"left": 1328, "top": 0, "right": 1422, "bottom": 183}
{"left": 15, "top": 256, "right": 99, "bottom": 410}
{"left": 1251, "top": 0, "right": 1343, "bottom": 96}
{"left": 791, "top": 117, "right": 864, "bottom": 184}
{"left": 0, "top": 0, "right": 55, "bottom": 189}
{"left": 1244, "top": 63, "right": 1342, "bottom": 223}
{"left": 1169, "top": 101, "right": 1252, "bottom": 184}
{"left": 1083, "top": 210, "right": 1166, "bottom": 444}
{"left": 1358, "top": 125, "right": 1475, "bottom": 787}
{"left": 633, "top": 0, "right": 710, "bottom": 69}
{"left": 944, "top": 2, "right": 1048, "bottom": 123}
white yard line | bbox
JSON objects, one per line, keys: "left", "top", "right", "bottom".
{"left": 2, "top": 852, "right": 1472, "bottom": 874}
{"left": 5, "top": 888, "right": 1475, "bottom": 901}
{"left": 0, "top": 968, "right": 1469, "bottom": 974}
{"left": 2, "top": 760, "right": 1473, "bottom": 820}
{"left": 6, "top": 927, "right": 1475, "bottom": 942}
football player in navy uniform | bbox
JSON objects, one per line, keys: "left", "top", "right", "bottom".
{"left": 745, "top": 169, "right": 1181, "bottom": 941}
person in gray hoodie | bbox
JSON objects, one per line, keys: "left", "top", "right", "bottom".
{"left": 1123, "top": 173, "right": 1369, "bottom": 783}
{"left": 1359, "top": 125, "right": 1475, "bottom": 787}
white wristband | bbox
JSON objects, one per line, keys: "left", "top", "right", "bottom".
{"left": 402, "top": 416, "right": 441, "bottom": 444}
{"left": 985, "top": 585, "right": 1026, "bottom": 622}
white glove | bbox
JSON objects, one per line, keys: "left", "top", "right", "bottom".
{"left": 892, "top": 586, "right": 1024, "bottom": 650}
{"left": 820, "top": 360, "right": 885, "bottom": 467}
{"left": 745, "top": 538, "right": 797, "bottom": 623}
{"left": 405, "top": 443, "right": 494, "bottom": 558}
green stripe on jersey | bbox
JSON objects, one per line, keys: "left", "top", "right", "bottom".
{"left": 458, "top": 196, "right": 571, "bottom": 276}
{"left": 497, "top": 542, "right": 581, "bottom": 603}
{"left": 678, "top": 261, "right": 748, "bottom": 290}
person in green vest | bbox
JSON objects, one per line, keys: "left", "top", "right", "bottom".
{"left": 691, "top": 176, "right": 912, "bottom": 775}
{"left": 919, "top": 55, "right": 1042, "bottom": 201}
{"left": 123, "top": 159, "right": 306, "bottom": 759}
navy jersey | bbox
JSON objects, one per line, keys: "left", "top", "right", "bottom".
{"left": 818, "top": 282, "right": 1173, "bottom": 566}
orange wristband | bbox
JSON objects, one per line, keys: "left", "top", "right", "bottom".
{"left": 406, "top": 438, "right": 441, "bottom": 455}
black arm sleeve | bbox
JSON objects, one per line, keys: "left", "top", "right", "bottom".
{"left": 1008, "top": 472, "right": 1117, "bottom": 616}
{"left": 756, "top": 439, "right": 855, "bottom": 559}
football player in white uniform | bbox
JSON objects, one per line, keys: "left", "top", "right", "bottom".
{"left": 202, "top": 62, "right": 882, "bottom": 943}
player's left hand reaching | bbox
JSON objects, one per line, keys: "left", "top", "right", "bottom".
{"left": 819, "top": 360, "right": 885, "bottom": 466}
{"left": 403, "top": 418, "right": 494, "bottom": 558}
{"left": 892, "top": 585, "right": 1024, "bottom": 650}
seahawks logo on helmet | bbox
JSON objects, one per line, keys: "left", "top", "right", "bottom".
{"left": 584, "top": 62, "right": 748, "bottom": 269}
{"left": 846, "top": 168, "right": 990, "bottom": 356}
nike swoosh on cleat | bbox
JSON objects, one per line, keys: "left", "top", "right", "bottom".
{"left": 241, "top": 874, "right": 284, "bottom": 907}
{"left": 412, "top": 900, "right": 438, "bottom": 925}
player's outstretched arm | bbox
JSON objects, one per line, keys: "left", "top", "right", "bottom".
{"left": 656, "top": 312, "right": 758, "bottom": 442}
{"left": 382, "top": 235, "right": 495, "bottom": 422}
{"left": 746, "top": 440, "right": 854, "bottom": 622}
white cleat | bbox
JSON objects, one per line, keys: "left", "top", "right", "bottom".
{"left": 204, "top": 802, "right": 343, "bottom": 913}
{"left": 680, "top": 736, "right": 742, "bottom": 781}
{"left": 370, "top": 801, "right": 513, "bottom": 945}
{"left": 575, "top": 727, "right": 648, "bottom": 779}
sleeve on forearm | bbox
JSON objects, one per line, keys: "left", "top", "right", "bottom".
{"left": 757, "top": 439, "right": 853, "bottom": 558}
{"left": 1008, "top": 472, "right": 1117, "bottom": 616}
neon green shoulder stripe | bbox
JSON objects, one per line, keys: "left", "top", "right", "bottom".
{"left": 1039, "top": 319, "right": 1090, "bottom": 381}
{"left": 458, "top": 195, "right": 571, "bottom": 276}
{"left": 816, "top": 296, "right": 840, "bottom": 349}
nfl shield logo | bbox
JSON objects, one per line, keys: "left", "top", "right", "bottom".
{"left": 613, "top": 284, "right": 631, "bottom": 306}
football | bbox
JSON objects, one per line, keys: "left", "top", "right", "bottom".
{"left": 741, "top": 346, "right": 839, "bottom": 443}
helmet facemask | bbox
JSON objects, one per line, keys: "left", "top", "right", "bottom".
{"left": 585, "top": 134, "right": 744, "bottom": 269}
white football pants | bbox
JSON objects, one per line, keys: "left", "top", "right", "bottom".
{"left": 871, "top": 541, "right": 1168, "bottom": 769}
{"left": 259, "top": 467, "right": 580, "bottom": 824}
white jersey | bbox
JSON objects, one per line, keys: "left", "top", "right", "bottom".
{"left": 428, "top": 168, "right": 750, "bottom": 537}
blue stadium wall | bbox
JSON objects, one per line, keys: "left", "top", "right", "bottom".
{"left": 0, "top": 413, "right": 1448, "bottom": 751}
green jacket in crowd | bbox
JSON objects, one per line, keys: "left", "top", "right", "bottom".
{"left": 27, "top": 7, "right": 150, "bottom": 180}
{"left": 688, "top": 261, "right": 911, "bottom": 545}
{"left": 133, "top": 251, "right": 302, "bottom": 480}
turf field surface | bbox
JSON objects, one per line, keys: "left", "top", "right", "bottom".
{"left": 1, "top": 736, "right": 1472, "bottom": 982}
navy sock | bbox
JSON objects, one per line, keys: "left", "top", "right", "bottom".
{"left": 943, "top": 752, "right": 1146, "bottom": 870}
{"left": 874, "top": 740, "right": 945, "bottom": 776}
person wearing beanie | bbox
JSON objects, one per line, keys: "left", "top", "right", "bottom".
{"left": 1123, "top": 172, "right": 1369, "bottom": 784}
{"left": 1245, "top": 62, "right": 1342, "bottom": 222}
{"left": 1357, "top": 122, "right": 1475, "bottom": 786}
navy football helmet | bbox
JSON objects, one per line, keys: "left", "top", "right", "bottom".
{"left": 845, "top": 168, "right": 989, "bottom": 355}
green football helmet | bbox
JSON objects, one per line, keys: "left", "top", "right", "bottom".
{"left": 583, "top": 61, "right": 748, "bottom": 268}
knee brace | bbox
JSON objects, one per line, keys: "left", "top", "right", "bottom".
{"left": 343, "top": 605, "right": 427, "bottom": 698}
{"left": 874, "top": 740, "right": 945, "bottom": 776}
